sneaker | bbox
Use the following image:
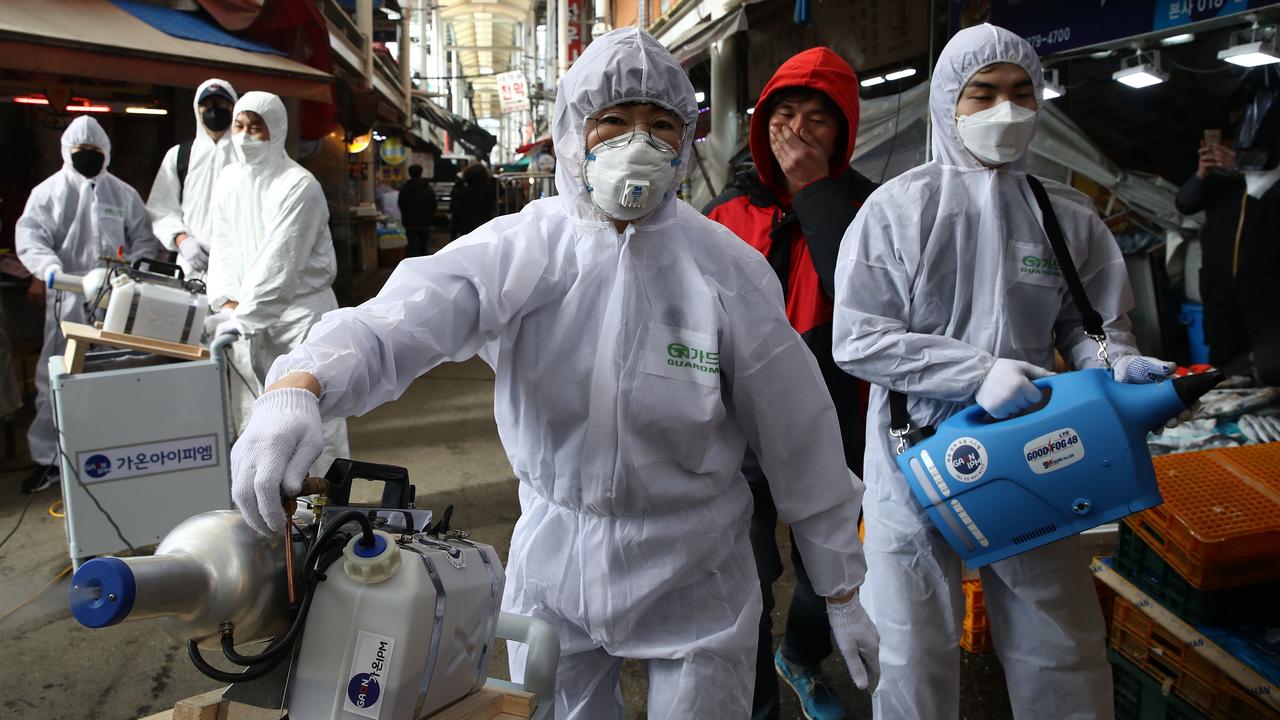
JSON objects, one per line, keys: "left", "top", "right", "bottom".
{"left": 21, "top": 465, "right": 57, "bottom": 494}
{"left": 775, "top": 647, "right": 845, "bottom": 720}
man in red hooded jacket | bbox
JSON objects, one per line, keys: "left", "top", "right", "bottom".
{"left": 705, "top": 48, "right": 876, "bottom": 720}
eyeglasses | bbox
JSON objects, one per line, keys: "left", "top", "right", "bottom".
{"left": 585, "top": 108, "right": 687, "bottom": 151}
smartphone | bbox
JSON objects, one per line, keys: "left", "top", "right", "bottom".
{"left": 1204, "top": 129, "right": 1221, "bottom": 148}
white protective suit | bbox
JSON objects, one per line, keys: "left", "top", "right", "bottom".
{"left": 832, "top": 24, "right": 1131, "bottom": 720}
{"left": 147, "top": 78, "right": 239, "bottom": 277}
{"left": 16, "top": 116, "right": 162, "bottom": 465}
{"left": 265, "top": 27, "right": 868, "bottom": 719}
{"left": 205, "top": 91, "right": 348, "bottom": 471}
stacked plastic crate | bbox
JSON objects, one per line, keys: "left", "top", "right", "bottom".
{"left": 1104, "top": 444, "right": 1280, "bottom": 720}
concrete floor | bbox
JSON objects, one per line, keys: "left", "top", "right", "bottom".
{"left": 0, "top": 357, "right": 1014, "bottom": 719}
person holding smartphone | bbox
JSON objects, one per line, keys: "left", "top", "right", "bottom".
{"left": 1176, "top": 97, "right": 1280, "bottom": 385}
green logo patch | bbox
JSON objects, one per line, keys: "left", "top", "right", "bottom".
{"left": 666, "top": 342, "right": 720, "bottom": 375}
{"left": 1020, "top": 254, "right": 1062, "bottom": 278}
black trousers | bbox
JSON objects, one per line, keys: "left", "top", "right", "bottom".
{"left": 405, "top": 227, "right": 431, "bottom": 257}
{"left": 747, "top": 453, "right": 834, "bottom": 720}
{"left": 1200, "top": 270, "right": 1280, "bottom": 385}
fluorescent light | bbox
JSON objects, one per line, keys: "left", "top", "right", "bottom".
{"left": 885, "top": 67, "right": 917, "bottom": 81}
{"left": 746, "top": 107, "right": 755, "bottom": 115}
{"left": 860, "top": 75, "right": 886, "bottom": 87}
{"left": 694, "top": 91, "right": 706, "bottom": 103}
{"left": 1114, "top": 67, "right": 1166, "bottom": 88}
{"left": 1113, "top": 52, "right": 1167, "bottom": 89}
{"left": 1161, "top": 33, "right": 1195, "bottom": 46}
{"left": 125, "top": 106, "right": 168, "bottom": 115}
{"left": 1218, "top": 40, "right": 1280, "bottom": 67}
{"left": 1042, "top": 86, "right": 1062, "bottom": 100}
{"left": 13, "top": 95, "right": 49, "bottom": 105}
{"left": 66, "top": 101, "right": 111, "bottom": 113}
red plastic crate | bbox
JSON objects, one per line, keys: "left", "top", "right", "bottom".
{"left": 1126, "top": 445, "right": 1280, "bottom": 591}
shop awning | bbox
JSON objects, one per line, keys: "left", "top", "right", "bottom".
{"left": 0, "top": 0, "right": 333, "bottom": 102}
{"left": 412, "top": 94, "right": 497, "bottom": 157}
{"left": 668, "top": 8, "right": 747, "bottom": 65}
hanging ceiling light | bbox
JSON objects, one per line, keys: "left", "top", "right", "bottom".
{"left": 1042, "top": 68, "right": 1065, "bottom": 100}
{"left": 860, "top": 75, "right": 886, "bottom": 88}
{"left": 1113, "top": 50, "right": 1168, "bottom": 89}
{"left": 1161, "top": 33, "right": 1196, "bottom": 46}
{"left": 1218, "top": 25, "right": 1280, "bottom": 67}
{"left": 125, "top": 106, "right": 168, "bottom": 115}
{"left": 885, "top": 67, "right": 917, "bottom": 81}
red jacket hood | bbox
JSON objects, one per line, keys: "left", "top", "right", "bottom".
{"left": 750, "top": 47, "right": 860, "bottom": 201}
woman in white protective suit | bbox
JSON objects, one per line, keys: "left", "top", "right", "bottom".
{"left": 16, "top": 116, "right": 162, "bottom": 493}
{"left": 228, "top": 28, "right": 878, "bottom": 719}
{"left": 203, "top": 91, "right": 349, "bottom": 474}
{"left": 832, "top": 24, "right": 1179, "bottom": 720}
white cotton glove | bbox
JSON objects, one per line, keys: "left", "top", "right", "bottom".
{"left": 231, "top": 387, "right": 325, "bottom": 536}
{"left": 216, "top": 318, "right": 243, "bottom": 338}
{"left": 177, "top": 234, "right": 209, "bottom": 271}
{"left": 1113, "top": 356, "right": 1185, "bottom": 430}
{"left": 203, "top": 308, "right": 233, "bottom": 339}
{"left": 828, "top": 594, "right": 880, "bottom": 692}
{"left": 975, "top": 359, "right": 1054, "bottom": 419}
{"left": 1113, "top": 355, "right": 1176, "bottom": 384}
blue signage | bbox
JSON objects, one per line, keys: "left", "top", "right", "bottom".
{"left": 951, "top": 0, "right": 1280, "bottom": 55}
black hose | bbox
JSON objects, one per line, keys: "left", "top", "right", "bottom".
{"left": 218, "top": 546, "right": 343, "bottom": 667}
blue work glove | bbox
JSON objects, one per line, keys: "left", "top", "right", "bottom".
{"left": 1113, "top": 355, "right": 1176, "bottom": 384}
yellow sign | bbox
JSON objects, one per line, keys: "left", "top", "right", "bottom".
{"left": 379, "top": 137, "right": 406, "bottom": 166}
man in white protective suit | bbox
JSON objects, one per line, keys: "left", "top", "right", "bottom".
{"left": 226, "top": 28, "right": 879, "bottom": 719}
{"left": 147, "top": 78, "right": 238, "bottom": 277}
{"left": 832, "top": 23, "right": 1181, "bottom": 720}
{"left": 16, "top": 116, "right": 162, "bottom": 493}
{"left": 203, "top": 91, "right": 349, "bottom": 474}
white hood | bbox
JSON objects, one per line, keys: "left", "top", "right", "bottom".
{"left": 231, "top": 91, "right": 289, "bottom": 172}
{"left": 931, "top": 23, "right": 1045, "bottom": 171}
{"left": 194, "top": 77, "right": 238, "bottom": 143}
{"left": 551, "top": 26, "right": 699, "bottom": 223}
{"left": 60, "top": 115, "right": 111, "bottom": 170}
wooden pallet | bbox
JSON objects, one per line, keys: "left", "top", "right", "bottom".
{"left": 61, "top": 320, "right": 208, "bottom": 373}
{"left": 140, "top": 682, "right": 537, "bottom": 720}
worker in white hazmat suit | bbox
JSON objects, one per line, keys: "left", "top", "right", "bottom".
{"left": 147, "top": 78, "right": 238, "bottom": 277}
{"left": 832, "top": 24, "right": 1179, "bottom": 720}
{"left": 227, "top": 28, "right": 878, "bottom": 719}
{"left": 16, "top": 116, "right": 162, "bottom": 493}
{"left": 203, "top": 91, "right": 348, "bottom": 473}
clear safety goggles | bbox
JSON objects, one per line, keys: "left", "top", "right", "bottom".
{"left": 585, "top": 107, "right": 687, "bottom": 152}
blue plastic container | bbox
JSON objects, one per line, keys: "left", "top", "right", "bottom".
{"left": 1180, "top": 302, "right": 1210, "bottom": 365}
{"left": 896, "top": 368, "right": 1220, "bottom": 568}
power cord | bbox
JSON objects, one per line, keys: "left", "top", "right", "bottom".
{"left": 0, "top": 493, "right": 36, "bottom": 553}
{"left": 0, "top": 564, "right": 72, "bottom": 624}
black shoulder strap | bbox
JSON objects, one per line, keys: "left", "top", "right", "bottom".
{"left": 887, "top": 175, "right": 1102, "bottom": 448}
{"left": 1024, "top": 174, "right": 1106, "bottom": 340}
{"left": 175, "top": 140, "right": 193, "bottom": 205}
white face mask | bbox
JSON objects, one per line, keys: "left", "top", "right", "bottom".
{"left": 583, "top": 132, "right": 681, "bottom": 221}
{"left": 955, "top": 100, "right": 1037, "bottom": 166}
{"left": 233, "top": 132, "right": 272, "bottom": 167}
